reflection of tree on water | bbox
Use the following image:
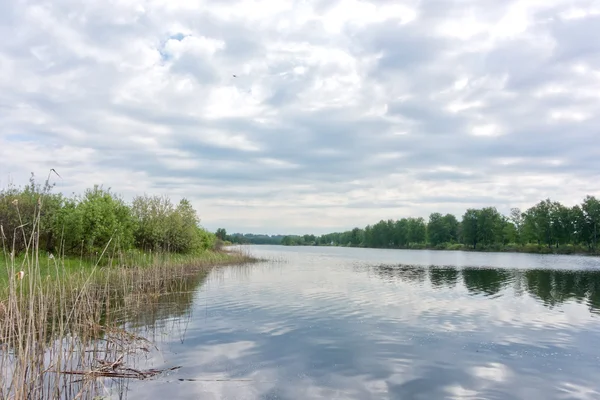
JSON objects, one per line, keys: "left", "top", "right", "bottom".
{"left": 429, "top": 267, "right": 459, "bottom": 288}
{"left": 462, "top": 268, "right": 513, "bottom": 296}
{"left": 376, "top": 264, "right": 427, "bottom": 284}
{"left": 372, "top": 264, "right": 600, "bottom": 314}
{"left": 525, "top": 269, "right": 600, "bottom": 313}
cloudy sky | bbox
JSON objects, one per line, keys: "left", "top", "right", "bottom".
{"left": 0, "top": 0, "right": 599, "bottom": 235}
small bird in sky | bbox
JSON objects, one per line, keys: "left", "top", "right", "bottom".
{"left": 233, "top": 74, "right": 237, "bottom": 78}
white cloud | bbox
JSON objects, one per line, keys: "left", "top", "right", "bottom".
{"left": 1, "top": 0, "right": 599, "bottom": 234}
{"left": 470, "top": 123, "right": 504, "bottom": 137}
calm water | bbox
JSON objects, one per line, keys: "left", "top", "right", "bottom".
{"left": 116, "top": 246, "right": 600, "bottom": 400}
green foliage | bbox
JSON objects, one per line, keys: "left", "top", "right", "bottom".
{"left": 228, "top": 233, "right": 285, "bottom": 244}
{"left": 0, "top": 173, "right": 64, "bottom": 254}
{"left": 280, "top": 195, "right": 600, "bottom": 255}
{"left": 427, "top": 213, "right": 459, "bottom": 246}
{"left": 215, "top": 228, "right": 228, "bottom": 241}
{"left": 76, "top": 186, "right": 135, "bottom": 254}
{"left": 281, "top": 235, "right": 305, "bottom": 246}
{"left": 129, "top": 194, "right": 213, "bottom": 254}
{"left": 1, "top": 177, "right": 218, "bottom": 258}
{"left": 196, "top": 227, "right": 217, "bottom": 251}
{"left": 460, "top": 209, "right": 480, "bottom": 249}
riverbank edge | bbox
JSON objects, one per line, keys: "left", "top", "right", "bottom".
{"left": 0, "top": 248, "right": 261, "bottom": 399}
{"left": 0, "top": 248, "right": 259, "bottom": 287}
{"left": 280, "top": 244, "right": 600, "bottom": 256}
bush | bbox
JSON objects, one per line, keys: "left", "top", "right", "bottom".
{"left": 0, "top": 174, "right": 63, "bottom": 255}
{"left": 197, "top": 228, "right": 217, "bottom": 252}
{"left": 130, "top": 195, "right": 211, "bottom": 253}
{"left": 1, "top": 176, "right": 218, "bottom": 259}
{"left": 445, "top": 243, "right": 466, "bottom": 251}
{"left": 55, "top": 185, "right": 135, "bottom": 256}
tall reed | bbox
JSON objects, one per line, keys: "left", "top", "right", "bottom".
{"left": 0, "top": 193, "right": 256, "bottom": 399}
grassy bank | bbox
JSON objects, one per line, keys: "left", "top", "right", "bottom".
{"left": 0, "top": 248, "right": 254, "bottom": 288}
{"left": 0, "top": 173, "right": 260, "bottom": 399}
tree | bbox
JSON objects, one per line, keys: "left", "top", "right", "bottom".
{"left": 275, "top": 194, "right": 600, "bottom": 254}
{"left": 477, "top": 207, "right": 503, "bottom": 246}
{"left": 68, "top": 185, "right": 135, "bottom": 255}
{"left": 407, "top": 217, "right": 426, "bottom": 244}
{"left": 216, "top": 228, "right": 228, "bottom": 241}
{"left": 571, "top": 205, "right": 589, "bottom": 246}
{"left": 130, "top": 194, "right": 173, "bottom": 251}
{"left": 349, "top": 228, "right": 363, "bottom": 246}
{"left": 509, "top": 208, "right": 524, "bottom": 244}
{"left": 501, "top": 218, "right": 517, "bottom": 244}
{"left": 427, "top": 213, "right": 459, "bottom": 246}
{"left": 427, "top": 213, "right": 446, "bottom": 246}
{"left": 523, "top": 200, "right": 553, "bottom": 247}
{"left": 442, "top": 214, "right": 459, "bottom": 243}
{"left": 363, "top": 225, "right": 374, "bottom": 247}
{"left": 461, "top": 209, "right": 480, "bottom": 249}
{"left": 393, "top": 219, "right": 408, "bottom": 247}
{"left": 303, "top": 234, "right": 316, "bottom": 245}
{"left": 549, "top": 201, "right": 572, "bottom": 247}
{"left": 582, "top": 196, "right": 600, "bottom": 250}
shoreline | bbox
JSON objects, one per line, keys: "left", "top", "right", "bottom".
{"left": 0, "top": 248, "right": 259, "bottom": 399}
{"left": 278, "top": 244, "right": 600, "bottom": 257}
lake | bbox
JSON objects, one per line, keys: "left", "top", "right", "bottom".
{"left": 114, "top": 246, "right": 600, "bottom": 400}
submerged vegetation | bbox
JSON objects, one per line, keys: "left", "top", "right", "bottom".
{"left": 278, "top": 196, "right": 600, "bottom": 255}
{"left": 0, "top": 172, "right": 256, "bottom": 399}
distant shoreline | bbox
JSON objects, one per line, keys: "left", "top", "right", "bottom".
{"left": 272, "top": 243, "right": 600, "bottom": 257}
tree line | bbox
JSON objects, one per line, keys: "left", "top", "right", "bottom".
{"left": 0, "top": 174, "right": 217, "bottom": 257}
{"left": 280, "top": 196, "right": 600, "bottom": 254}
{"left": 215, "top": 229, "right": 286, "bottom": 245}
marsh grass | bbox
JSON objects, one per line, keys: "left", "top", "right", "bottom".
{"left": 0, "top": 200, "right": 257, "bottom": 399}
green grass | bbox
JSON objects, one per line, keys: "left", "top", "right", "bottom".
{"left": 0, "top": 248, "right": 255, "bottom": 289}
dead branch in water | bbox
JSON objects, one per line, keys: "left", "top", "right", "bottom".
{"left": 58, "top": 363, "right": 181, "bottom": 380}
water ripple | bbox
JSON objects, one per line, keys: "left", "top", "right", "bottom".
{"left": 119, "top": 246, "right": 600, "bottom": 400}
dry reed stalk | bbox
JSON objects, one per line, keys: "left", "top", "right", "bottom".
{"left": 1, "top": 238, "right": 255, "bottom": 398}
{"left": 1, "top": 173, "right": 258, "bottom": 399}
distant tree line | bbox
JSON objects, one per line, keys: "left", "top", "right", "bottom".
{"left": 0, "top": 174, "right": 217, "bottom": 257}
{"left": 280, "top": 196, "right": 600, "bottom": 254}
{"left": 215, "top": 229, "right": 286, "bottom": 245}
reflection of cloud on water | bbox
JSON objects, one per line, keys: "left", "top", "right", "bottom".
{"left": 118, "top": 249, "right": 600, "bottom": 399}
{"left": 557, "top": 382, "right": 600, "bottom": 400}
{"left": 257, "top": 321, "right": 296, "bottom": 337}
{"left": 470, "top": 362, "right": 512, "bottom": 383}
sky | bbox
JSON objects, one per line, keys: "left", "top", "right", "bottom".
{"left": 0, "top": 0, "right": 599, "bottom": 235}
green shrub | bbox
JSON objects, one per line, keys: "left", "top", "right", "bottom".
{"left": 130, "top": 195, "right": 213, "bottom": 254}
{"left": 1, "top": 176, "right": 217, "bottom": 259}
{"left": 56, "top": 185, "right": 135, "bottom": 256}
{"left": 0, "top": 174, "right": 63, "bottom": 255}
